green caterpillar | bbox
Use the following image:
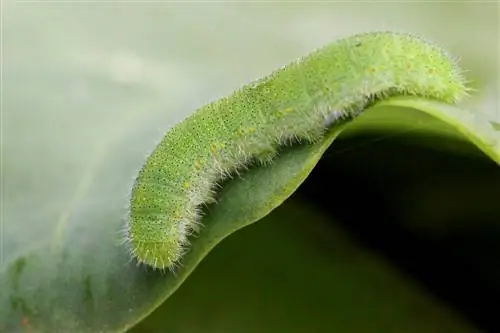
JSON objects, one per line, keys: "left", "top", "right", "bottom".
{"left": 126, "top": 31, "right": 468, "bottom": 269}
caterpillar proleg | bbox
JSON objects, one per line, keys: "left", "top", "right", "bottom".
{"left": 126, "top": 31, "right": 468, "bottom": 269}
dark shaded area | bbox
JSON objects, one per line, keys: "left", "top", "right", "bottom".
{"left": 298, "top": 132, "right": 500, "bottom": 333}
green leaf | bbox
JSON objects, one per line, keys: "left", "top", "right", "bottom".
{"left": 2, "top": 95, "right": 498, "bottom": 332}
{"left": 129, "top": 198, "right": 482, "bottom": 333}
{"left": 4, "top": 3, "right": 500, "bottom": 332}
{"left": 375, "top": 97, "right": 500, "bottom": 163}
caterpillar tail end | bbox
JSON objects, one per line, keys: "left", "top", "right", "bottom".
{"left": 125, "top": 218, "right": 185, "bottom": 271}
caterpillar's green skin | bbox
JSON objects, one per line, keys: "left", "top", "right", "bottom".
{"left": 127, "top": 31, "right": 468, "bottom": 269}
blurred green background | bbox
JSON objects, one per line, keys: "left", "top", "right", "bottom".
{"left": 2, "top": 1, "right": 499, "bottom": 332}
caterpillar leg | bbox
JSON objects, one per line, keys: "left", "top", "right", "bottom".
{"left": 255, "top": 147, "right": 279, "bottom": 165}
